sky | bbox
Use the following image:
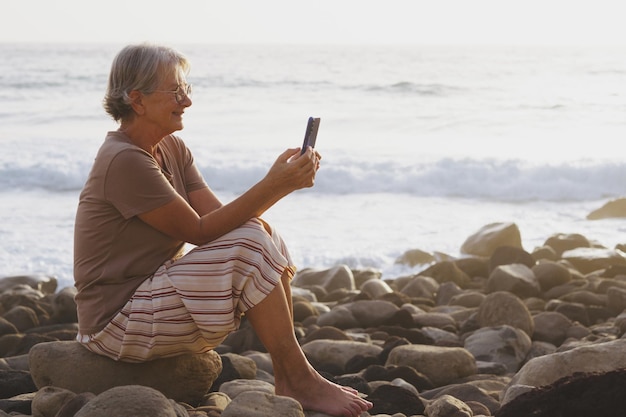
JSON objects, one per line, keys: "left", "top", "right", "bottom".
{"left": 2, "top": 0, "right": 625, "bottom": 46}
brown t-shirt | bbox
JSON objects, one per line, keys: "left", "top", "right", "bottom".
{"left": 73, "top": 131, "right": 208, "bottom": 334}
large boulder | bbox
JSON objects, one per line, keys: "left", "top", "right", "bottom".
{"left": 291, "top": 265, "right": 355, "bottom": 293}
{"left": 501, "top": 338, "right": 626, "bottom": 404}
{"left": 460, "top": 222, "right": 523, "bottom": 258}
{"left": 586, "top": 198, "right": 626, "bottom": 220}
{"left": 74, "top": 385, "right": 187, "bottom": 417}
{"left": 28, "top": 341, "right": 222, "bottom": 405}
{"left": 561, "top": 247, "right": 626, "bottom": 274}
{"left": 385, "top": 344, "right": 477, "bottom": 387}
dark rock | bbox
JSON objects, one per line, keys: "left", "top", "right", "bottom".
{"left": 368, "top": 384, "right": 426, "bottom": 416}
{"left": 344, "top": 354, "right": 382, "bottom": 374}
{"left": 454, "top": 257, "right": 490, "bottom": 280}
{"left": 381, "top": 308, "right": 415, "bottom": 328}
{"left": 489, "top": 246, "right": 536, "bottom": 273}
{"left": 0, "top": 397, "right": 32, "bottom": 415}
{"left": 302, "top": 326, "right": 351, "bottom": 344}
{"left": 0, "top": 369, "right": 37, "bottom": 399}
{"left": 496, "top": 369, "right": 626, "bottom": 417}
{"left": 420, "top": 261, "right": 472, "bottom": 288}
{"left": 3, "top": 306, "right": 39, "bottom": 332}
{"left": 0, "top": 318, "right": 17, "bottom": 337}
{"left": 334, "top": 374, "right": 371, "bottom": 395}
{"left": 362, "top": 364, "right": 434, "bottom": 391}
{"left": 377, "top": 326, "right": 434, "bottom": 345}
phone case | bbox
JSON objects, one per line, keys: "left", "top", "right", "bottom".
{"left": 301, "top": 117, "right": 321, "bottom": 154}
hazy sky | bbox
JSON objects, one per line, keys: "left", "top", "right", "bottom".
{"left": 2, "top": 0, "right": 624, "bottom": 46}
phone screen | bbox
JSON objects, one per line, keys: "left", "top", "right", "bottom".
{"left": 301, "top": 117, "right": 320, "bottom": 155}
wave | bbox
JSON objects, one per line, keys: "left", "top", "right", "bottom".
{"left": 2, "top": 156, "right": 624, "bottom": 202}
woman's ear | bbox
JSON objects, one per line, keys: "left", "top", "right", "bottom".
{"left": 128, "top": 90, "right": 145, "bottom": 115}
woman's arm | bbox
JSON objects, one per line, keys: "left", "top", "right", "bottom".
{"left": 138, "top": 147, "right": 318, "bottom": 245}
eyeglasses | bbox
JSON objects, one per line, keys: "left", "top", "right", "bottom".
{"left": 151, "top": 84, "right": 192, "bottom": 104}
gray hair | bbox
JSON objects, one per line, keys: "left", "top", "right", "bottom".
{"left": 103, "top": 43, "right": 190, "bottom": 122}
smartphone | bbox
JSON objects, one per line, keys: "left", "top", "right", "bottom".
{"left": 301, "top": 117, "right": 321, "bottom": 155}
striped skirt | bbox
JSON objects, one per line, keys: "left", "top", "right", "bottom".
{"left": 76, "top": 218, "right": 295, "bottom": 362}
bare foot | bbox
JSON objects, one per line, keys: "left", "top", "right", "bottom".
{"left": 276, "top": 369, "right": 373, "bottom": 417}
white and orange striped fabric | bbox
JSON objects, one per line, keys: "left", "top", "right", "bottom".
{"left": 77, "top": 218, "right": 295, "bottom": 362}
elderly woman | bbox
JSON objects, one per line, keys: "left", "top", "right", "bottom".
{"left": 73, "top": 43, "right": 371, "bottom": 417}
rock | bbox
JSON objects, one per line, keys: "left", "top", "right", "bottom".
{"left": 489, "top": 246, "right": 536, "bottom": 273}
{"left": 449, "top": 291, "right": 485, "bottom": 308}
{"left": 464, "top": 325, "right": 532, "bottom": 373}
{"left": 221, "top": 353, "right": 257, "bottom": 380}
{"left": 0, "top": 369, "right": 37, "bottom": 399}
{"left": 532, "top": 261, "right": 572, "bottom": 292}
{"left": 74, "top": 385, "right": 186, "bottom": 417}
{"left": 368, "top": 384, "right": 426, "bottom": 416}
{"left": 56, "top": 392, "right": 96, "bottom": 417}
{"left": 425, "top": 394, "right": 473, "bottom": 417}
{"left": 352, "top": 268, "right": 383, "bottom": 288}
{"left": 0, "top": 275, "right": 57, "bottom": 294}
{"left": 460, "top": 222, "right": 523, "bottom": 257}
{"left": 359, "top": 279, "right": 393, "bottom": 299}
{"left": 0, "top": 318, "right": 17, "bottom": 337}
{"left": 302, "top": 326, "right": 351, "bottom": 344}
{"left": 301, "top": 340, "right": 383, "bottom": 373}
{"left": 2, "top": 306, "right": 39, "bottom": 332}
{"left": 561, "top": 247, "right": 626, "bottom": 274}
{"left": 486, "top": 264, "right": 540, "bottom": 298}
{"left": 412, "top": 312, "right": 457, "bottom": 332}
{"left": 543, "top": 233, "right": 590, "bottom": 257}
{"left": 545, "top": 300, "right": 590, "bottom": 326}
{"left": 31, "top": 386, "right": 77, "bottom": 417}
{"left": 29, "top": 341, "right": 222, "bottom": 406}
{"left": 399, "top": 275, "right": 440, "bottom": 299}
{"left": 501, "top": 338, "right": 626, "bottom": 404}
{"left": 531, "top": 311, "right": 573, "bottom": 346}
{"left": 361, "top": 364, "right": 434, "bottom": 391}
{"left": 497, "top": 368, "right": 626, "bottom": 417}
{"left": 586, "top": 198, "right": 626, "bottom": 220}
{"left": 385, "top": 344, "right": 477, "bottom": 387}
{"left": 531, "top": 245, "right": 558, "bottom": 262}
{"left": 348, "top": 300, "right": 400, "bottom": 327}
{"left": 49, "top": 287, "right": 78, "bottom": 324}
{"left": 316, "top": 305, "right": 360, "bottom": 329}
{"left": 421, "top": 326, "right": 462, "bottom": 347}
{"left": 292, "top": 300, "right": 319, "bottom": 323}
{"left": 292, "top": 265, "right": 355, "bottom": 293}
{"left": 219, "top": 379, "right": 275, "bottom": 399}
{"left": 222, "top": 391, "right": 304, "bottom": 417}
{"left": 241, "top": 351, "right": 273, "bottom": 375}
{"left": 0, "top": 393, "right": 33, "bottom": 415}
{"left": 454, "top": 257, "right": 490, "bottom": 280}
{"left": 419, "top": 261, "right": 472, "bottom": 288}
{"left": 395, "top": 248, "right": 436, "bottom": 267}
{"left": 423, "top": 382, "right": 501, "bottom": 415}
{"left": 476, "top": 292, "right": 534, "bottom": 337}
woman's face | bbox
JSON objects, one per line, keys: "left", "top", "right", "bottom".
{"left": 143, "top": 66, "right": 192, "bottom": 136}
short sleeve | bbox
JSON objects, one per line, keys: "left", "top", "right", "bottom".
{"left": 104, "top": 148, "right": 178, "bottom": 219}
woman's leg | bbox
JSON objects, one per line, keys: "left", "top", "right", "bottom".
{"left": 244, "top": 270, "right": 372, "bottom": 417}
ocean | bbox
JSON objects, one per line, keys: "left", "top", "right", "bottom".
{"left": 1, "top": 42, "right": 625, "bottom": 290}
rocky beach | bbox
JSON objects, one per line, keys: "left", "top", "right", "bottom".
{"left": 2, "top": 215, "right": 626, "bottom": 416}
